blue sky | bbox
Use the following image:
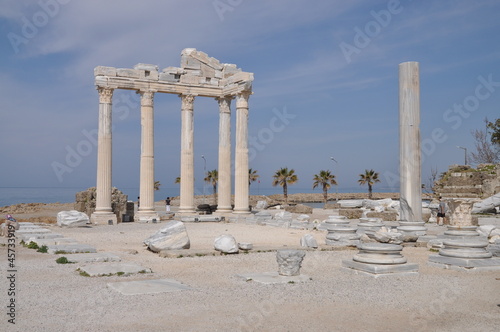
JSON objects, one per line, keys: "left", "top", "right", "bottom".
{"left": 1, "top": 0, "right": 499, "bottom": 197}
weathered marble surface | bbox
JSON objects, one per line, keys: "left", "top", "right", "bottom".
{"left": 57, "top": 210, "right": 89, "bottom": 227}
{"left": 143, "top": 221, "right": 190, "bottom": 252}
{"left": 214, "top": 234, "right": 239, "bottom": 254}
{"left": 276, "top": 250, "right": 306, "bottom": 276}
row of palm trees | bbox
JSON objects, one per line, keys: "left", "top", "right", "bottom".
{"left": 175, "top": 167, "right": 380, "bottom": 204}
{"left": 271, "top": 168, "right": 379, "bottom": 204}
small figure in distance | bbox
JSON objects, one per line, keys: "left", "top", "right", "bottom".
{"left": 437, "top": 196, "right": 447, "bottom": 226}
{"left": 165, "top": 197, "right": 171, "bottom": 212}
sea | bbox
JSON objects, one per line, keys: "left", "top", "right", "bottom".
{"left": 0, "top": 186, "right": 399, "bottom": 207}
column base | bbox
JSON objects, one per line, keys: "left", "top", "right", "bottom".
{"left": 232, "top": 208, "right": 251, "bottom": 215}
{"left": 178, "top": 207, "right": 196, "bottom": 214}
{"left": 134, "top": 211, "right": 160, "bottom": 223}
{"left": 91, "top": 212, "right": 117, "bottom": 225}
{"left": 216, "top": 206, "right": 233, "bottom": 213}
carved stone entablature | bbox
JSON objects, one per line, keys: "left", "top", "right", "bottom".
{"left": 95, "top": 49, "right": 253, "bottom": 98}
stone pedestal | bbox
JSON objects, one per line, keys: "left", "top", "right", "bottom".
{"left": 276, "top": 249, "right": 306, "bottom": 276}
{"left": 342, "top": 243, "right": 419, "bottom": 276}
{"left": 444, "top": 225, "right": 480, "bottom": 237}
{"left": 325, "top": 226, "right": 360, "bottom": 247}
{"left": 446, "top": 198, "right": 480, "bottom": 226}
{"left": 428, "top": 239, "right": 500, "bottom": 271}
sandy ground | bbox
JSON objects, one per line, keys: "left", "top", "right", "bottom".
{"left": 1, "top": 203, "right": 499, "bottom": 332}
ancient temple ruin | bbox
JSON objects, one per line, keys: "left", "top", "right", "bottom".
{"left": 91, "top": 49, "right": 254, "bottom": 224}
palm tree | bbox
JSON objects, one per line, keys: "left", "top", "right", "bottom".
{"left": 272, "top": 167, "right": 298, "bottom": 204}
{"left": 249, "top": 168, "right": 259, "bottom": 186}
{"left": 358, "top": 169, "right": 380, "bottom": 199}
{"left": 204, "top": 169, "right": 218, "bottom": 204}
{"left": 312, "top": 170, "right": 337, "bottom": 206}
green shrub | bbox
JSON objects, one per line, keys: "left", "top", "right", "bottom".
{"left": 27, "top": 242, "right": 39, "bottom": 250}
{"left": 56, "top": 257, "right": 71, "bottom": 264}
{"left": 37, "top": 245, "right": 48, "bottom": 253}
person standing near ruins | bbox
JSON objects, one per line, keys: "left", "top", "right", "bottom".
{"left": 165, "top": 197, "right": 171, "bottom": 212}
{"left": 437, "top": 197, "right": 447, "bottom": 225}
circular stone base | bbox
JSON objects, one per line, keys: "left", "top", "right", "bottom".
{"left": 353, "top": 253, "right": 407, "bottom": 264}
{"left": 444, "top": 230, "right": 479, "bottom": 237}
{"left": 439, "top": 248, "right": 493, "bottom": 259}
{"left": 447, "top": 225, "right": 477, "bottom": 231}
{"left": 353, "top": 243, "right": 407, "bottom": 265}
{"left": 326, "top": 226, "right": 358, "bottom": 233}
{"left": 399, "top": 221, "right": 425, "bottom": 227}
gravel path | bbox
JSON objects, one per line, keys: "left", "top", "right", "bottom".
{"left": 1, "top": 210, "right": 499, "bottom": 331}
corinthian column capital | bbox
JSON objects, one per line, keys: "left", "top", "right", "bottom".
{"left": 236, "top": 91, "right": 251, "bottom": 108}
{"left": 180, "top": 94, "right": 195, "bottom": 110}
{"left": 139, "top": 90, "right": 155, "bottom": 107}
{"left": 216, "top": 96, "right": 232, "bottom": 114}
{"left": 97, "top": 87, "right": 114, "bottom": 104}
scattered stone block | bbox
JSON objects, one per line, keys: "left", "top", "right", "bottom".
{"left": 143, "top": 220, "right": 190, "bottom": 252}
{"left": 284, "top": 204, "right": 313, "bottom": 214}
{"left": 57, "top": 210, "right": 89, "bottom": 227}
{"left": 78, "top": 263, "right": 151, "bottom": 277}
{"left": 19, "top": 233, "right": 64, "bottom": 242}
{"left": 236, "top": 272, "right": 311, "bottom": 284}
{"left": 47, "top": 244, "right": 97, "bottom": 254}
{"left": 214, "top": 234, "right": 238, "bottom": 254}
{"left": 339, "top": 209, "right": 363, "bottom": 219}
{"left": 238, "top": 242, "right": 253, "bottom": 250}
{"left": 61, "top": 253, "right": 121, "bottom": 263}
{"left": 255, "top": 201, "right": 268, "bottom": 209}
{"left": 300, "top": 234, "right": 318, "bottom": 249}
{"left": 107, "top": 279, "right": 192, "bottom": 295}
{"left": 338, "top": 200, "right": 364, "bottom": 208}
{"left": 477, "top": 225, "right": 496, "bottom": 237}
{"left": 31, "top": 238, "right": 78, "bottom": 246}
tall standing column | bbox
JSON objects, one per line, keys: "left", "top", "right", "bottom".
{"left": 399, "top": 61, "right": 422, "bottom": 222}
{"left": 216, "top": 96, "right": 233, "bottom": 213}
{"left": 178, "top": 94, "right": 196, "bottom": 214}
{"left": 233, "top": 92, "right": 251, "bottom": 214}
{"left": 91, "top": 87, "right": 117, "bottom": 224}
{"left": 135, "top": 90, "right": 159, "bottom": 222}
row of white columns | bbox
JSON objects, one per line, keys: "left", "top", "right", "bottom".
{"left": 91, "top": 88, "right": 251, "bottom": 224}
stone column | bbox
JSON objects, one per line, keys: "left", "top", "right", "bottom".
{"left": 233, "top": 92, "right": 250, "bottom": 214}
{"left": 399, "top": 62, "right": 422, "bottom": 222}
{"left": 216, "top": 96, "right": 232, "bottom": 213}
{"left": 135, "top": 90, "right": 159, "bottom": 222}
{"left": 91, "top": 87, "right": 117, "bottom": 225}
{"left": 178, "top": 94, "right": 196, "bottom": 214}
